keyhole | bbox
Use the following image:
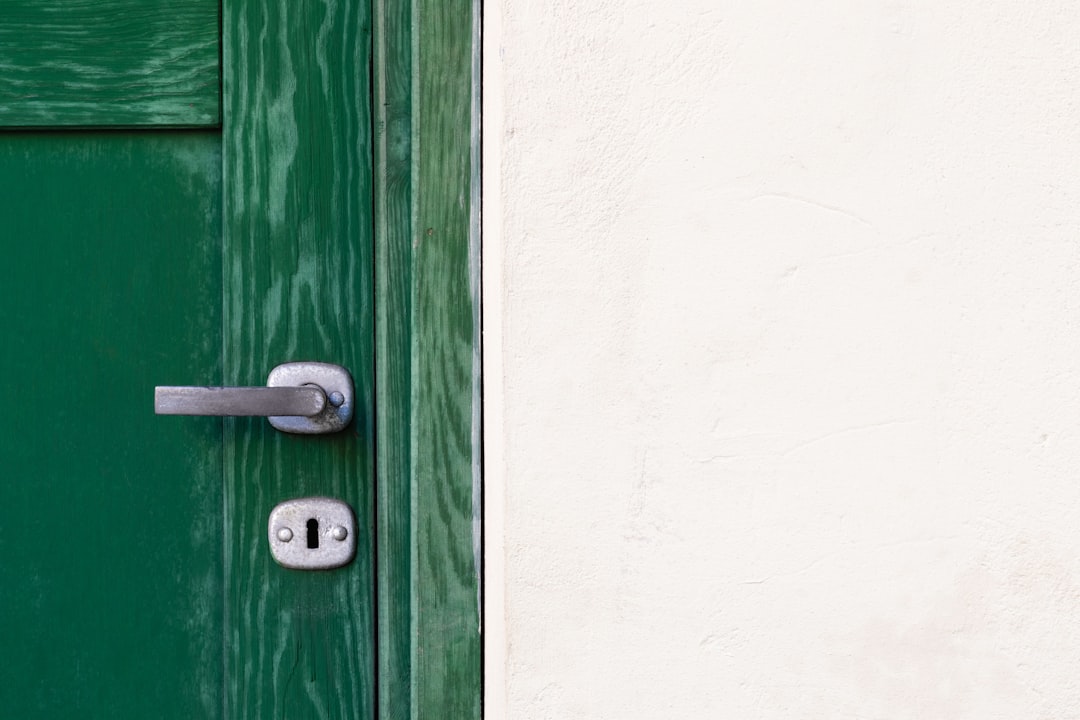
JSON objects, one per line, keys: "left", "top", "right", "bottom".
{"left": 307, "top": 518, "right": 319, "bottom": 549}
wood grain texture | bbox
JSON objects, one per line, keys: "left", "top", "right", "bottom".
{"left": 373, "top": 0, "right": 415, "bottom": 715}
{"left": 222, "top": 0, "right": 375, "bottom": 716}
{"left": 413, "top": 0, "right": 482, "bottom": 712}
{"left": 375, "top": 0, "right": 482, "bottom": 714}
{"left": 0, "top": 0, "right": 219, "bottom": 127}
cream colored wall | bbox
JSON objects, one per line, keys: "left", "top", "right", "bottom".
{"left": 483, "top": 2, "right": 1080, "bottom": 716}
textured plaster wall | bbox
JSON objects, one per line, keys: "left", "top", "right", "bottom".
{"left": 483, "top": 2, "right": 1080, "bottom": 717}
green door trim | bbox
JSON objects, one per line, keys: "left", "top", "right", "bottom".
{"left": 375, "top": 0, "right": 483, "bottom": 715}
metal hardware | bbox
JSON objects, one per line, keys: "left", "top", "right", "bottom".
{"left": 268, "top": 497, "right": 357, "bottom": 570}
{"left": 154, "top": 386, "right": 326, "bottom": 416}
{"left": 154, "top": 361, "right": 353, "bottom": 434}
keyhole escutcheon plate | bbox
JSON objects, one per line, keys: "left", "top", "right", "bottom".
{"left": 268, "top": 497, "right": 357, "bottom": 570}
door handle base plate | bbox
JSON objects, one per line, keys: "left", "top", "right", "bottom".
{"left": 267, "top": 362, "right": 354, "bottom": 434}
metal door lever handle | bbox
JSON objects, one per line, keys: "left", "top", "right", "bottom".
{"left": 154, "top": 385, "right": 330, "bottom": 417}
{"left": 154, "top": 361, "right": 354, "bottom": 434}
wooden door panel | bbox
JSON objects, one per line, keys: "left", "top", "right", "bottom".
{"left": 0, "top": 130, "right": 223, "bottom": 717}
{"left": 0, "top": 1, "right": 219, "bottom": 127}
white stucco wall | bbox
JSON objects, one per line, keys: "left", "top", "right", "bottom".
{"left": 483, "top": 2, "right": 1080, "bottom": 716}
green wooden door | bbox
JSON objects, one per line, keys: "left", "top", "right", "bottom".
{"left": 0, "top": 130, "right": 226, "bottom": 718}
{"left": 0, "top": 1, "right": 375, "bottom": 717}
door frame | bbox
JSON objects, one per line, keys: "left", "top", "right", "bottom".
{"left": 374, "top": 0, "right": 483, "bottom": 716}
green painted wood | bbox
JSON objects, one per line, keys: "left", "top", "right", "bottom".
{"left": 0, "top": 3, "right": 477, "bottom": 717}
{"left": 412, "top": 0, "right": 482, "bottom": 712}
{"left": 375, "top": 0, "right": 482, "bottom": 714}
{"left": 0, "top": 0, "right": 219, "bottom": 127}
{"left": 221, "top": 0, "right": 376, "bottom": 715}
{"left": 0, "top": 131, "right": 223, "bottom": 717}
{"left": 373, "top": 0, "right": 414, "bottom": 716}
